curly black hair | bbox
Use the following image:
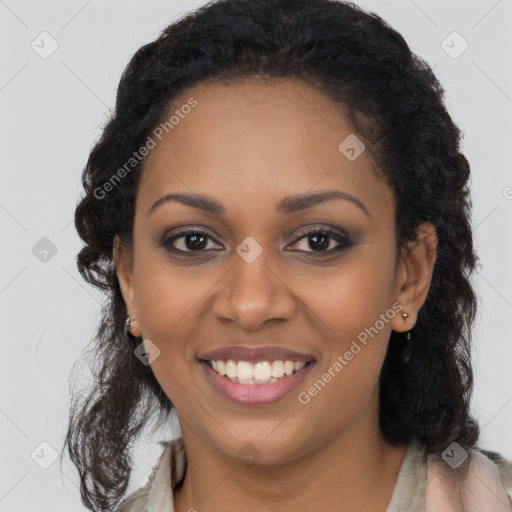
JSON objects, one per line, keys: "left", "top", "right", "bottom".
{"left": 64, "top": 0, "right": 481, "bottom": 510}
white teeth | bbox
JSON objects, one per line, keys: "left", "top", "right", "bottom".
{"left": 237, "top": 361, "right": 254, "bottom": 380}
{"left": 271, "top": 360, "right": 284, "bottom": 377}
{"left": 217, "top": 360, "right": 227, "bottom": 375}
{"left": 253, "top": 361, "right": 272, "bottom": 382}
{"left": 226, "top": 360, "right": 237, "bottom": 378}
{"left": 207, "top": 359, "right": 308, "bottom": 384}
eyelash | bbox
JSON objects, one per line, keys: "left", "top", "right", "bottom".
{"left": 161, "top": 226, "right": 353, "bottom": 257}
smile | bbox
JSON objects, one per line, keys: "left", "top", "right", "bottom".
{"left": 199, "top": 358, "right": 316, "bottom": 405}
{"left": 202, "top": 359, "right": 311, "bottom": 384}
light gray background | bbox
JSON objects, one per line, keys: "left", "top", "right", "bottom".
{"left": 1, "top": 0, "right": 511, "bottom": 510}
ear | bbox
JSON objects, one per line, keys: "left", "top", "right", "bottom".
{"left": 391, "top": 222, "right": 438, "bottom": 333}
{"left": 113, "top": 234, "right": 138, "bottom": 318}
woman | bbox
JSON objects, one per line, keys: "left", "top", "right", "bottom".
{"left": 65, "top": 0, "right": 512, "bottom": 510}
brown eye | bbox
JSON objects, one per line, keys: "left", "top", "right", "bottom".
{"left": 161, "top": 226, "right": 354, "bottom": 258}
{"left": 288, "top": 227, "right": 353, "bottom": 255}
{"left": 162, "top": 230, "right": 221, "bottom": 253}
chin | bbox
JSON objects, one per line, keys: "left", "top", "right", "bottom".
{"left": 213, "top": 431, "right": 309, "bottom": 467}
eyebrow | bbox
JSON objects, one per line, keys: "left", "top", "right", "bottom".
{"left": 148, "top": 189, "right": 370, "bottom": 218}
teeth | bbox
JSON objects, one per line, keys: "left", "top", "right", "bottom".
{"left": 226, "top": 360, "right": 237, "bottom": 378}
{"left": 284, "top": 361, "right": 294, "bottom": 376}
{"left": 271, "top": 360, "right": 284, "bottom": 377}
{"left": 254, "top": 361, "right": 272, "bottom": 384}
{"left": 217, "top": 360, "right": 226, "bottom": 375}
{"left": 238, "top": 361, "right": 256, "bottom": 380}
{"left": 207, "top": 359, "right": 308, "bottom": 384}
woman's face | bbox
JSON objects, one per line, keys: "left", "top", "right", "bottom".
{"left": 115, "top": 78, "right": 436, "bottom": 464}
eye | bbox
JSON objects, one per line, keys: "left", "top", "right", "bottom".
{"left": 161, "top": 226, "right": 353, "bottom": 256}
{"left": 161, "top": 229, "right": 222, "bottom": 254}
{"left": 287, "top": 227, "right": 353, "bottom": 256}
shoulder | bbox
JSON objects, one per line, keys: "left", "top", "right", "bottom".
{"left": 477, "top": 448, "right": 512, "bottom": 505}
{"left": 425, "top": 444, "right": 512, "bottom": 511}
{"left": 117, "top": 438, "right": 185, "bottom": 512}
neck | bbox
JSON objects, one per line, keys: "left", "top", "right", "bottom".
{"left": 173, "top": 402, "right": 407, "bottom": 512}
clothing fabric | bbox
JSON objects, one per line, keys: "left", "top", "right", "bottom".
{"left": 117, "top": 437, "right": 512, "bottom": 511}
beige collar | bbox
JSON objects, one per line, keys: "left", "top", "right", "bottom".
{"left": 134, "top": 438, "right": 512, "bottom": 512}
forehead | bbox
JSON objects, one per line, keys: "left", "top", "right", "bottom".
{"left": 137, "top": 78, "right": 394, "bottom": 221}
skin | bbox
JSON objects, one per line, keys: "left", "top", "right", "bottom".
{"left": 114, "top": 78, "right": 438, "bottom": 511}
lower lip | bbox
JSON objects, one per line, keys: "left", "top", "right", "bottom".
{"left": 199, "top": 360, "right": 315, "bottom": 405}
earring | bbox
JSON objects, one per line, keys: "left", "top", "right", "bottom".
{"left": 125, "top": 316, "right": 142, "bottom": 337}
{"left": 401, "top": 312, "right": 412, "bottom": 340}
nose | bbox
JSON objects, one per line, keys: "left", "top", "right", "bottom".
{"left": 211, "top": 250, "right": 296, "bottom": 331}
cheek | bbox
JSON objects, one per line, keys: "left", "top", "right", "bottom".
{"left": 133, "top": 243, "right": 208, "bottom": 337}
{"left": 295, "top": 245, "right": 396, "bottom": 340}
{"left": 295, "top": 260, "right": 395, "bottom": 426}
{"left": 133, "top": 256, "right": 203, "bottom": 407}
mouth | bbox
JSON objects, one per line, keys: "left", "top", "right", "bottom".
{"left": 198, "top": 358, "right": 315, "bottom": 385}
{"left": 197, "top": 353, "right": 317, "bottom": 405}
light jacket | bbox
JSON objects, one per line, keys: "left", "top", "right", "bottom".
{"left": 117, "top": 437, "right": 512, "bottom": 511}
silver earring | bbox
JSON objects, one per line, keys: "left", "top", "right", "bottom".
{"left": 125, "top": 316, "right": 141, "bottom": 337}
{"left": 402, "top": 312, "right": 412, "bottom": 340}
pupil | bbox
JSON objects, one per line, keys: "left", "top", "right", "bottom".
{"left": 187, "top": 233, "right": 207, "bottom": 250}
{"left": 310, "top": 233, "right": 329, "bottom": 250}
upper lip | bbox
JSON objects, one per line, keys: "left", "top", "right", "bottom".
{"left": 198, "top": 345, "right": 316, "bottom": 363}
